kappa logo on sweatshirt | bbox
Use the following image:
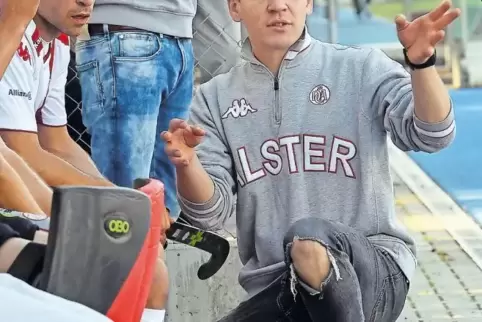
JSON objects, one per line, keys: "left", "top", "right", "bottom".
{"left": 222, "top": 98, "right": 257, "bottom": 119}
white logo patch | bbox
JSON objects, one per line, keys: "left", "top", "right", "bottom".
{"left": 222, "top": 98, "right": 257, "bottom": 119}
{"left": 309, "top": 84, "right": 330, "bottom": 105}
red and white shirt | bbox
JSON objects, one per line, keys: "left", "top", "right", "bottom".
{"left": 0, "top": 21, "right": 70, "bottom": 132}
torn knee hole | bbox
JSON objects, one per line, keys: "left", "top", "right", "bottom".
{"left": 287, "top": 237, "right": 342, "bottom": 299}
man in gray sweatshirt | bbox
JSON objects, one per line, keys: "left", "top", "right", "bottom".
{"left": 75, "top": 0, "right": 197, "bottom": 219}
{"left": 162, "top": 0, "right": 460, "bottom": 321}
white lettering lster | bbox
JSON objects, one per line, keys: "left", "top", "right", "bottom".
{"left": 237, "top": 134, "right": 358, "bottom": 185}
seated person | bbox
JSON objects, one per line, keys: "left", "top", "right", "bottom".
{"left": 163, "top": 0, "right": 460, "bottom": 321}
{"left": 0, "top": 0, "right": 112, "bottom": 188}
{"left": 0, "top": 151, "right": 170, "bottom": 320}
{"left": 0, "top": 0, "right": 170, "bottom": 317}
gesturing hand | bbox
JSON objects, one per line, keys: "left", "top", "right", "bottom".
{"left": 395, "top": 0, "right": 461, "bottom": 65}
{"left": 161, "top": 119, "right": 206, "bottom": 167}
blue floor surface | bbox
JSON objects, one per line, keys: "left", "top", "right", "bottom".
{"left": 409, "top": 88, "right": 482, "bottom": 224}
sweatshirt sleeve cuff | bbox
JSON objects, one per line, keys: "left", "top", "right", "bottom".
{"left": 413, "top": 102, "right": 455, "bottom": 138}
{"left": 178, "top": 182, "right": 223, "bottom": 216}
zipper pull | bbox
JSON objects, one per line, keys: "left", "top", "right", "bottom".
{"left": 274, "top": 78, "right": 279, "bottom": 90}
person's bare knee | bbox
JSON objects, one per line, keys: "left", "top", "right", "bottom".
{"left": 146, "top": 245, "right": 169, "bottom": 309}
{"left": 290, "top": 239, "right": 331, "bottom": 290}
{"left": 0, "top": 237, "right": 30, "bottom": 272}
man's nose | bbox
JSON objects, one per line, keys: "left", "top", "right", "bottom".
{"left": 267, "top": 0, "right": 289, "bottom": 12}
{"left": 77, "top": 0, "right": 95, "bottom": 7}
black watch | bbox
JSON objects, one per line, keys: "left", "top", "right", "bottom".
{"left": 403, "top": 48, "right": 436, "bottom": 70}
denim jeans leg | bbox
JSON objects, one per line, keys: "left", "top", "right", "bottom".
{"left": 283, "top": 218, "right": 409, "bottom": 322}
{"left": 150, "top": 38, "right": 194, "bottom": 218}
{"left": 217, "top": 272, "right": 301, "bottom": 322}
{"left": 76, "top": 30, "right": 184, "bottom": 189}
{"left": 75, "top": 34, "right": 117, "bottom": 179}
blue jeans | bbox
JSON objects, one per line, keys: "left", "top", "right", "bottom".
{"left": 219, "top": 218, "right": 410, "bottom": 322}
{"left": 75, "top": 25, "right": 194, "bottom": 217}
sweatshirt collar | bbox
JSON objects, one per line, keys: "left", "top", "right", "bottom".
{"left": 241, "top": 26, "right": 312, "bottom": 64}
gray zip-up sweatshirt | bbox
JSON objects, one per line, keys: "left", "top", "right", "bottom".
{"left": 179, "top": 32, "right": 455, "bottom": 299}
{"left": 89, "top": 0, "right": 197, "bottom": 38}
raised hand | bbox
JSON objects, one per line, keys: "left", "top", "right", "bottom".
{"left": 161, "top": 119, "right": 206, "bottom": 167}
{"left": 395, "top": 0, "right": 461, "bottom": 64}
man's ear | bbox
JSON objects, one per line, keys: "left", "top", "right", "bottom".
{"left": 306, "top": 0, "right": 314, "bottom": 15}
{"left": 228, "top": 0, "right": 242, "bottom": 22}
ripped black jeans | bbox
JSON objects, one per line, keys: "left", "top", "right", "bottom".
{"left": 218, "top": 218, "right": 410, "bottom": 322}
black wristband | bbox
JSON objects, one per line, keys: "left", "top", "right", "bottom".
{"left": 403, "top": 48, "right": 436, "bottom": 70}
{"left": 7, "top": 242, "right": 46, "bottom": 286}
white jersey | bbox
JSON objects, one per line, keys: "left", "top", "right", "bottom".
{"left": 0, "top": 274, "right": 164, "bottom": 322}
{"left": 0, "top": 274, "right": 112, "bottom": 322}
{"left": 0, "top": 21, "right": 70, "bottom": 132}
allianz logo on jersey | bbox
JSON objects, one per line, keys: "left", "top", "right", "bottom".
{"left": 222, "top": 98, "right": 257, "bottom": 119}
{"left": 8, "top": 89, "right": 32, "bottom": 100}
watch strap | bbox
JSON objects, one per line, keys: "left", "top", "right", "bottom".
{"left": 403, "top": 48, "right": 436, "bottom": 70}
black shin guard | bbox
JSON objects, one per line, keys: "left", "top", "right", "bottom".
{"left": 7, "top": 242, "right": 46, "bottom": 286}
{"left": 39, "top": 185, "right": 152, "bottom": 317}
{"left": 0, "top": 223, "right": 19, "bottom": 247}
